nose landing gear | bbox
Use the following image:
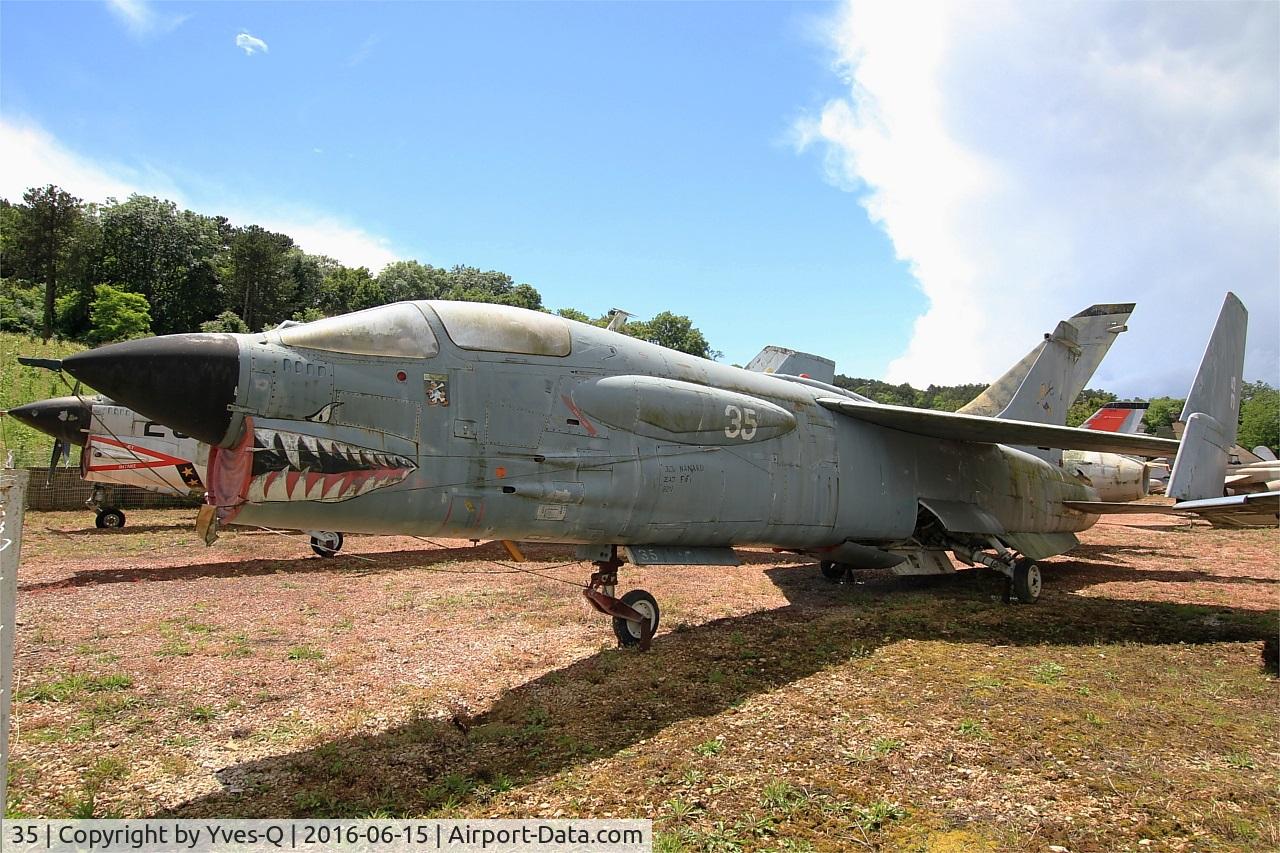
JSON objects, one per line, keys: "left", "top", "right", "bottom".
{"left": 580, "top": 547, "right": 660, "bottom": 649}
{"left": 307, "top": 531, "right": 345, "bottom": 558}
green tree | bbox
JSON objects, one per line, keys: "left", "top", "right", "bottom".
{"left": 88, "top": 284, "right": 151, "bottom": 343}
{"left": 13, "top": 185, "right": 84, "bottom": 339}
{"left": 1143, "top": 397, "right": 1185, "bottom": 438}
{"left": 316, "top": 265, "right": 379, "bottom": 314}
{"left": 199, "top": 310, "right": 251, "bottom": 334}
{"left": 555, "top": 308, "right": 594, "bottom": 324}
{"left": 442, "top": 266, "right": 543, "bottom": 309}
{"left": 377, "top": 260, "right": 450, "bottom": 302}
{"left": 834, "top": 377, "right": 919, "bottom": 407}
{"left": 230, "top": 225, "right": 295, "bottom": 330}
{"left": 622, "top": 311, "right": 717, "bottom": 359}
{"left": 99, "top": 195, "right": 222, "bottom": 335}
{"left": 0, "top": 279, "right": 44, "bottom": 333}
{"left": 1238, "top": 381, "right": 1279, "bottom": 452}
{"left": 1067, "top": 389, "right": 1119, "bottom": 427}
{"left": 277, "top": 250, "right": 335, "bottom": 319}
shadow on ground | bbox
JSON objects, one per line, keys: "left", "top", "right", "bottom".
{"left": 165, "top": 559, "right": 1273, "bottom": 818}
{"left": 18, "top": 542, "right": 552, "bottom": 592}
{"left": 20, "top": 542, "right": 801, "bottom": 593}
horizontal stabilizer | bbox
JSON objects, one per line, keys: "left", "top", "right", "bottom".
{"left": 1065, "top": 491, "right": 1279, "bottom": 528}
{"left": 816, "top": 397, "right": 1180, "bottom": 457}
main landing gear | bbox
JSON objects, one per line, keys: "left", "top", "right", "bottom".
{"left": 580, "top": 546, "right": 660, "bottom": 649}
{"left": 951, "top": 539, "right": 1041, "bottom": 604}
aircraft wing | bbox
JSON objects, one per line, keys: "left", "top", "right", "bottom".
{"left": 1063, "top": 492, "right": 1279, "bottom": 528}
{"left": 816, "top": 398, "right": 1180, "bottom": 457}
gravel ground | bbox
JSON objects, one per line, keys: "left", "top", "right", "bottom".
{"left": 7, "top": 507, "right": 1277, "bottom": 851}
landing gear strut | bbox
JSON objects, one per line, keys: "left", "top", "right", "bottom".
{"left": 581, "top": 547, "right": 660, "bottom": 649}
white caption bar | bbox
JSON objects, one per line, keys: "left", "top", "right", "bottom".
{"left": 2, "top": 820, "right": 652, "bottom": 853}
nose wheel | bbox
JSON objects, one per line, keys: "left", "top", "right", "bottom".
{"left": 581, "top": 547, "right": 660, "bottom": 649}
{"left": 308, "top": 531, "right": 344, "bottom": 557}
{"left": 95, "top": 508, "right": 126, "bottom": 529}
{"left": 611, "top": 589, "right": 660, "bottom": 647}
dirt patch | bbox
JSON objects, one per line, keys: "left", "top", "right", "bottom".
{"left": 7, "top": 509, "right": 1278, "bottom": 851}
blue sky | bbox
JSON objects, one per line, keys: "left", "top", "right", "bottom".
{"left": 1, "top": 1, "right": 922, "bottom": 378}
{"left": 2, "top": 2, "right": 1276, "bottom": 394}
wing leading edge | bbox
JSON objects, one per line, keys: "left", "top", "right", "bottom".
{"left": 815, "top": 397, "right": 1180, "bottom": 458}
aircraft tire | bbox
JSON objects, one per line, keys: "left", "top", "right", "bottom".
{"left": 1012, "top": 558, "right": 1041, "bottom": 603}
{"left": 310, "top": 532, "right": 344, "bottom": 558}
{"left": 96, "top": 509, "right": 125, "bottom": 529}
{"left": 612, "top": 589, "right": 660, "bottom": 647}
{"left": 819, "top": 560, "right": 845, "bottom": 581}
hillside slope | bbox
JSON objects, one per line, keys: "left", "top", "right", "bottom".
{"left": 0, "top": 333, "right": 88, "bottom": 465}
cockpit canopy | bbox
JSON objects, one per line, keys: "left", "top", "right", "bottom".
{"left": 430, "top": 301, "right": 572, "bottom": 357}
{"left": 268, "top": 300, "right": 573, "bottom": 359}
{"left": 271, "top": 303, "right": 439, "bottom": 358}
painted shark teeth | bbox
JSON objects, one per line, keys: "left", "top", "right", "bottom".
{"left": 279, "top": 431, "right": 302, "bottom": 470}
{"left": 246, "top": 427, "right": 417, "bottom": 504}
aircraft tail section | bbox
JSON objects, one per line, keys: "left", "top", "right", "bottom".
{"left": 960, "top": 303, "right": 1133, "bottom": 417}
{"left": 996, "top": 320, "right": 1079, "bottom": 426}
{"left": 1167, "top": 293, "right": 1248, "bottom": 502}
{"left": 746, "top": 346, "right": 836, "bottom": 385}
{"left": 1082, "top": 401, "right": 1148, "bottom": 434}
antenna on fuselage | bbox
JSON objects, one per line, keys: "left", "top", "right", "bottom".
{"left": 606, "top": 309, "right": 632, "bottom": 332}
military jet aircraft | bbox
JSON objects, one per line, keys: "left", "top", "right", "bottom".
{"left": 6, "top": 393, "right": 202, "bottom": 528}
{"left": 49, "top": 295, "right": 1225, "bottom": 647}
{"left": 5, "top": 392, "right": 347, "bottom": 556}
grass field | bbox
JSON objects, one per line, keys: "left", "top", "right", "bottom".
{"left": 6, "top": 508, "right": 1277, "bottom": 851}
{"left": 0, "top": 331, "right": 88, "bottom": 464}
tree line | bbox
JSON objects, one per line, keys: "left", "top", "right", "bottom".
{"left": 0, "top": 184, "right": 715, "bottom": 358}
{"left": 835, "top": 375, "right": 1278, "bottom": 450}
{"left": 1, "top": 184, "right": 1272, "bottom": 449}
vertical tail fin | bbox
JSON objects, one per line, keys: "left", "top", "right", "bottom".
{"left": 997, "top": 320, "right": 1080, "bottom": 425}
{"left": 1081, "top": 401, "right": 1149, "bottom": 434}
{"left": 960, "top": 303, "right": 1133, "bottom": 417}
{"left": 1167, "top": 293, "right": 1248, "bottom": 501}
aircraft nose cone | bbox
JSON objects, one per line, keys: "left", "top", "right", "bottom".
{"left": 6, "top": 396, "right": 93, "bottom": 447}
{"left": 62, "top": 334, "right": 241, "bottom": 446}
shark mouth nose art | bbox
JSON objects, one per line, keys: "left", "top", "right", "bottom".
{"left": 247, "top": 427, "right": 417, "bottom": 502}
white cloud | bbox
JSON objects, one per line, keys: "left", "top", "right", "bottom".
{"left": 105, "top": 0, "right": 189, "bottom": 38}
{"left": 235, "top": 213, "right": 399, "bottom": 272}
{"left": 0, "top": 120, "right": 174, "bottom": 202}
{"left": 0, "top": 118, "right": 400, "bottom": 272}
{"left": 797, "top": 1, "right": 1279, "bottom": 396}
{"left": 235, "top": 32, "right": 269, "bottom": 56}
